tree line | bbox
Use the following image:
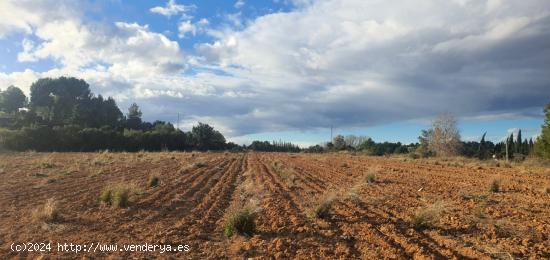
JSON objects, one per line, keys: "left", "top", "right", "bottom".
{"left": 305, "top": 107, "right": 550, "bottom": 161}
{"left": 0, "top": 77, "right": 233, "bottom": 152}
{"left": 0, "top": 77, "right": 306, "bottom": 152}
{"left": 1, "top": 77, "right": 549, "bottom": 158}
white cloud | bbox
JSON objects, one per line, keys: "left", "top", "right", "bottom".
{"left": 17, "top": 38, "right": 37, "bottom": 62}
{"left": 150, "top": 0, "right": 194, "bottom": 18}
{"left": 0, "top": 69, "right": 39, "bottom": 94}
{"left": 0, "top": 0, "right": 80, "bottom": 37}
{"left": 225, "top": 12, "right": 243, "bottom": 28}
{"left": 192, "top": 0, "right": 550, "bottom": 136}
{"left": 178, "top": 20, "right": 196, "bottom": 38}
{"left": 234, "top": 0, "right": 245, "bottom": 9}
{"left": 1, "top": 0, "right": 550, "bottom": 139}
{"left": 16, "top": 19, "right": 185, "bottom": 78}
{"left": 198, "top": 18, "right": 209, "bottom": 26}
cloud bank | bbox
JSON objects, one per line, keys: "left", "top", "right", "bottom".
{"left": 1, "top": 0, "right": 549, "bottom": 139}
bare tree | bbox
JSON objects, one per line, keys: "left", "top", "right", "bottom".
{"left": 344, "top": 135, "right": 368, "bottom": 148}
{"left": 427, "top": 113, "right": 462, "bottom": 156}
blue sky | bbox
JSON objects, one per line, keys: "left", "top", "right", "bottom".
{"left": 0, "top": 0, "right": 549, "bottom": 147}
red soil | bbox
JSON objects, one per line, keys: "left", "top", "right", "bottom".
{"left": 0, "top": 152, "right": 548, "bottom": 259}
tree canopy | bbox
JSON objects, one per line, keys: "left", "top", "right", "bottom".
{"left": 0, "top": 77, "right": 232, "bottom": 152}
{"left": 0, "top": 86, "right": 27, "bottom": 113}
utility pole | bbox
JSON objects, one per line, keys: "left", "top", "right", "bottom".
{"left": 177, "top": 113, "right": 180, "bottom": 130}
{"left": 330, "top": 125, "right": 333, "bottom": 142}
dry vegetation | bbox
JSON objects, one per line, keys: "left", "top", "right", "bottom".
{"left": 0, "top": 152, "right": 549, "bottom": 259}
{"left": 32, "top": 198, "right": 60, "bottom": 224}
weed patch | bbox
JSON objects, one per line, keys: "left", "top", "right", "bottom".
{"left": 224, "top": 208, "right": 256, "bottom": 237}
{"left": 412, "top": 202, "right": 445, "bottom": 230}
{"left": 32, "top": 198, "right": 60, "bottom": 223}
{"left": 99, "top": 183, "right": 132, "bottom": 208}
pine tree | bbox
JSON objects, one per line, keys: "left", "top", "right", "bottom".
{"left": 534, "top": 101, "right": 550, "bottom": 159}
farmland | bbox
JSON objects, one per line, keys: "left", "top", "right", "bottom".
{"left": 1, "top": 152, "right": 549, "bottom": 259}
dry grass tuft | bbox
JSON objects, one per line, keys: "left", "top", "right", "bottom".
{"left": 224, "top": 207, "right": 256, "bottom": 237}
{"left": 472, "top": 200, "right": 487, "bottom": 220}
{"left": 195, "top": 162, "right": 208, "bottom": 168}
{"left": 490, "top": 178, "right": 501, "bottom": 193}
{"left": 32, "top": 198, "right": 60, "bottom": 223}
{"left": 345, "top": 185, "right": 361, "bottom": 203}
{"left": 148, "top": 174, "right": 159, "bottom": 188}
{"left": 99, "top": 183, "right": 133, "bottom": 208}
{"left": 493, "top": 219, "right": 520, "bottom": 238}
{"left": 412, "top": 202, "right": 445, "bottom": 230}
{"left": 364, "top": 170, "right": 377, "bottom": 184}
{"left": 37, "top": 157, "right": 56, "bottom": 169}
{"left": 308, "top": 193, "right": 336, "bottom": 219}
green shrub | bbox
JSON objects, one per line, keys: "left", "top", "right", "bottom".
{"left": 364, "top": 171, "right": 377, "bottom": 184}
{"left": 148, "top": 174, "right": 159, "bottom": 187}
{"left": 224, "top": 208, "right": 256, "bottom": 237}
{"left": 99, "top": 189, "right": 112, "bottom": 204}
{"left": 99, "top": 184, "right": 131, "bottom": 208}
{"left": 408, "top": 152, "right": 420, "bottom": 159}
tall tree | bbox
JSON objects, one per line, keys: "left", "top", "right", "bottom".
{"left": 534, "top": 101, "right": 550, "bottom": 159}
{"left": 478, "top": 132, "right": 487, "bottom": 159}
{"left": 508, "top": 132, "right": 514, "bottom": 156}
{"left": 332, "top": 135, "right": 346, "bottom": 150}
{"left": 191, "top": 122, "right": 226, "bottom": 150}
{"left": 427, "top": 113, "right": 462, "bottom": 156}
{"left": 516, "top": 129, "right": 522, "bottom": 153}
{"left": 71, "top": 95, "right": 123, "bottom": 128}
{"left": 29, "top": 77, "right": 91, "bottom": 123}
{"left": 126, "top": 103, "right": 142, "bottom": 129}
{"left": 0, "top": 86, "right": 27, "bottom": 113}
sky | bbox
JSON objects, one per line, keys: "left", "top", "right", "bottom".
{"left": 0, "top": 0, "right": 549, "bottom": 147}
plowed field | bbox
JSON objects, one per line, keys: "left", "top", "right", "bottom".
{"left": 1, "top": 152, "right": 549, "bottom": 259}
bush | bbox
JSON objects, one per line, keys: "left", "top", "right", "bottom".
{"left": 32, "top": 198, "right": 60, "bottom": 223}
{"left": 224, "top": 208, "right": 256, "bottom": 237}
{"left": 408, "top": 152, "right": 420, "bottom": 159}
{"left": 99, "top": 184, "right": 131, "bottom": 207}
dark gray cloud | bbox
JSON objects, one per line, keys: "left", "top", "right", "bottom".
{"left": 2, "top": 0, "right": 550, "bottom": 139}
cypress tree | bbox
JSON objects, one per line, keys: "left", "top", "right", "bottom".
{"left": 478, "top": 132, "right": 487, "bottom": 159}
{"left": 516, "top": 129, "right": 522, "bottom": 153}
{"left": 508, "top": 133, "right": 514, "bottom": 156}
